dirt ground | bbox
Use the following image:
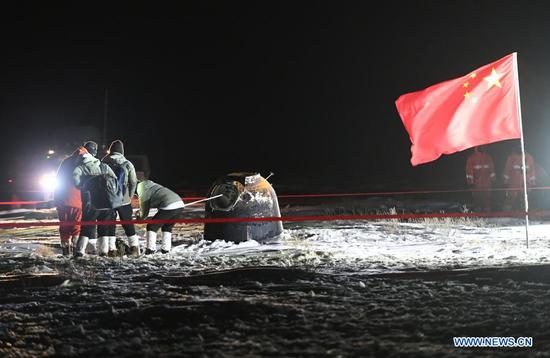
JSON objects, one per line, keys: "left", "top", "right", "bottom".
{"left": 1, "top": 255, "right": 550, "bottom": 357}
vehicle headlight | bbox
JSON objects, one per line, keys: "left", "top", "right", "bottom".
{"left": 39, "top": 172, "right": 58, "bottom": 191}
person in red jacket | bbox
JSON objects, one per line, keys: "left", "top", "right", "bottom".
{"left": 54, "top": 146, "right": 88, "bottom": 256}
{"left": 465, "top": 146, "right": 495, "bottom": 211}
{"left": 503, "top": 145, "right": 536, "bottom": 210}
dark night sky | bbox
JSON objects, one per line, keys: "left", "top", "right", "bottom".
{"left": 1, "top": 1, "right": 550, "bottom": 193}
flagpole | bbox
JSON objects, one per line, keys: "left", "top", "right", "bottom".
{"left": 512, "top": 52, "right": 529, "bottom": 248}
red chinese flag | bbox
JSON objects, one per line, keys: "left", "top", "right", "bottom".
{"left": 395, "top": 53, "right": 521, "bottom": 166}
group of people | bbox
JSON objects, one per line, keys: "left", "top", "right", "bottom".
{"left": 465, "top": 144, "right": 536, "bottom": 211}
{"left": 54, "top": 139, "right": 184, "bottom": 257}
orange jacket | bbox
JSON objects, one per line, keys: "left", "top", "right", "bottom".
{"left": 53, "top": 148, "right": 86, "bottom": 208}
{"left": 466, "top": 151, "right": 495, "bottom": 188}
{"left": 503, "top": 152, "right": 536, "bottom": 188}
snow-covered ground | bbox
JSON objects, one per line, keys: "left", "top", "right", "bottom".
{"left": 2, "top": 214, "right": 549, "bottom": 275}
{"left": 1, "top": 202, "right": 550, "bottom": 356}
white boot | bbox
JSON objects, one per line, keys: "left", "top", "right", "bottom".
{"left": 108, "top": 236, "right": 117, "bottom": 257}
{"left": 161, "top": 232, "right": 172, "bottom": 254}
{"left": 128, "top": 235, "right": 140, "bottom": 257}
{"left": 145, "top": 231, "right": 157, "bottom": 255}
{"left": 98, "top": 236, "right": 109, "bottom": 256}
{"left": 87, "top": 238, "right": 98, "bottom": 255}
{"left": 75, "top": 236, "right": 89, "bottom": 257}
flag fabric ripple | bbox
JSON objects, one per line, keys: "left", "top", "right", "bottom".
{"left": 395, "top": 53, "right": 521, "bottom": 166}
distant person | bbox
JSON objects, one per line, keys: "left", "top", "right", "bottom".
{"left": 73, "top": 141, "right": 117, "bottom": 258}
{"left": 503, "top": 145, "right": 536, "bottom": 210}
{"left": 101, "top": 139, "right": 140, "bottom": 257}
{"left": 136, "top": 180, "right": 184, "bottom": 254}
{"left": 465, "top": 146, "right": 495, "bottom": 211}
{"left": 53, "top": 146, "right": 87, "bottom": 256}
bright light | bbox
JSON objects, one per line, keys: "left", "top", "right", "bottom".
{"left": 47, "top": 149, "right": 55, "bottom": 155}
{"left": 39, "top": 172, "right": 58, "bottom": 192}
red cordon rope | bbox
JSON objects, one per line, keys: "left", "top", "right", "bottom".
{"left": 0, "top": 211, "right": 549, "bottom": 229}
{"left": 0, "top": 201, "right": 45, "bottom": 206}
{"left": 0, "top": 198, "right": 207, "bottom": 206}
{"left": 2, "top": 187, "right": 550, "bottom": 206}
{"left": 278, "top": 186, "right": 550, "bottom": 198}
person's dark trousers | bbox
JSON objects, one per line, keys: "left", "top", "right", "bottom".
{"left": 97, "top": 209, "right": 116, "bottom": 236}
{"left": 81, "top": 207, "right": 99, "bottom": 238}
{"left": 114, "top": 204, "right": 136, "bottom": 237}
{"left": 146, "top": 207, "right": 183, "bottom": 233}
{"left": 80, "top": 192, "right": 96, "bottom": 239}
{"left": 75, "top": 207, "right": 111, "bottom": 257}
{"left": 80, "top": 208, "right": 113, "bottom": 238}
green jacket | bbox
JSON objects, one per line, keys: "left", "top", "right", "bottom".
{"left": 102, "top": 153, "right": 138, "bottom": 205}
{"left": 73, "top": 153, "right": 116, "bottom": 188}
{"left": 136, "top": 180, "right": 183, "bottom": 219}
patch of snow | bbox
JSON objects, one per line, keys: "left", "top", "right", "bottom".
{"left": 1, "top": 216, "right": 549, "bottom": 275}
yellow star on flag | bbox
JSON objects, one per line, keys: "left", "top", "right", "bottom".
{"left": 464, "top": 92, "right": 470, "bottom": 99}
{"left": 470, "top": 73, "right": 477, "bottom": 78}
{"left": 483, "top": 68, "right": 503, "bottom": 89}
{"left": 463, "top": 82, "right": 469, "bottom": 88}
